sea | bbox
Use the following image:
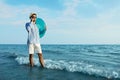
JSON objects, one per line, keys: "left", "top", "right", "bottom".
{"left": 0, "top": 44, "right": 120, "bottom": 80}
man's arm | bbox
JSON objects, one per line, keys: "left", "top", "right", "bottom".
{"left": 25, "top": 23, "right": 31, "bottom": 32}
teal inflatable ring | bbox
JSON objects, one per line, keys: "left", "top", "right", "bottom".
{"left": 36, "top": 18, "right": 46, "bottom": 38}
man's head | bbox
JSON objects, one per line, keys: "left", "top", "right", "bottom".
{"left": 29, "top": 13, "right": 37, "bottom": 22}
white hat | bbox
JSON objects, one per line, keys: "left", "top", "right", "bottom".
{"left": 29, "top": 13, "right": 37, "bottom": 19}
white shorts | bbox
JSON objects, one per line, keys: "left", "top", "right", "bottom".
{"left": 28, "top": 44, "right": 42, "bottom": 54}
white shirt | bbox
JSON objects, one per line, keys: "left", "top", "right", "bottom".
{"left": 25, "top": 22, "right": 40, "bottom": 44}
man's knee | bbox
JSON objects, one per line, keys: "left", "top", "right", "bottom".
{"left": 29, "top": 54, "right": 33, "bottom": 58}
{"left": 38, "top": 53, "right": 42, "bottom": 57}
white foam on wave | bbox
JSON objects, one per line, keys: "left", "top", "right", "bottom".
{"left": 15, "top": 56, "right": 120, "bottom": 79}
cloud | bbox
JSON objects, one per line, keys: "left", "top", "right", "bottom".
{"left": 0, "top": 1, "right": 49, "bottom": 27}
{"left": 1, "top": 0, "right": 120, "bottom": 30}
{"left": 0, "top": 0, "right": 120, "bottom": 44}
{"left": 0, "top": 2, "right": 15, "bottom": 18}
{"left": 62, "top": 0, "right": 80, "bottom": 16}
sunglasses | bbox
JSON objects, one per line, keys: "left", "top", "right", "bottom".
{"left": 32, "top": 16, "right": 37, "bottom": 18}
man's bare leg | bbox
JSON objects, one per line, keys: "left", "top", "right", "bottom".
{"left": 38, "top": 53, "right": 44, "bottom": 68}
{"left": 29, "top": 54, "right": 34, "bottom": 67}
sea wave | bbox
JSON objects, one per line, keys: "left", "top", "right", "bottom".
{"left": 15, "top": 56, "right": 120, "bottom": 79}
{"left": 0, "top": 52, "right": 18, "bottom": 58}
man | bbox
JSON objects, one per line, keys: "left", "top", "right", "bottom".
{"left": 25, "top": 13, "right": 44, "bottom": 67}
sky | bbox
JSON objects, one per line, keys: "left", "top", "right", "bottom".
{"left": 0, "top": 0, "right": 120, "bottom": 44}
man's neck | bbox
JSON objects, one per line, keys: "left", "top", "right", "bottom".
{"left": 31, "top": 21, "right": 36, "bottom": 24}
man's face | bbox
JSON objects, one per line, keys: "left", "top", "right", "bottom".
{"left": 31, "top": 14, "right": 37, "bottom": 22}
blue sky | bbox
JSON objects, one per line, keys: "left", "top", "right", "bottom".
{"left": 0, "top": 0, "right": 120, "bottom": 44}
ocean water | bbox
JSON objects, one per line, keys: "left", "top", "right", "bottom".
{"left": 0, "top": 44, "right": 120, "bottom": 80}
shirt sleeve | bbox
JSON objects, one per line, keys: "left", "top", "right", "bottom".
{"left": 25, "top": 22, "right": 31, "bottom": 32}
